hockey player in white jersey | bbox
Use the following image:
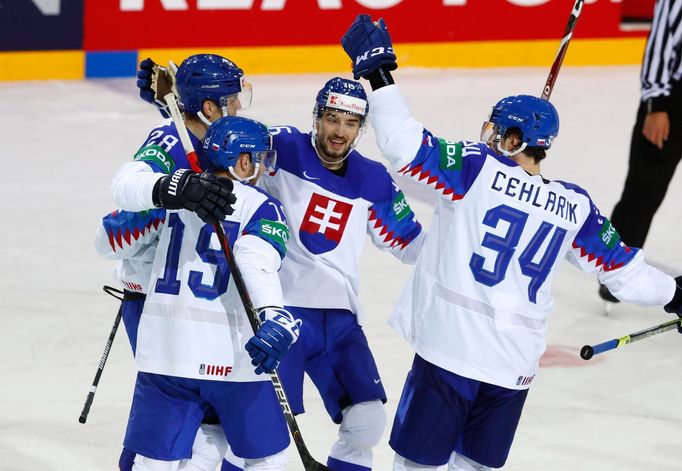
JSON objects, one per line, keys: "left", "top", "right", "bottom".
{"left": 101, "top": 53, "right": 249, "bottom": 471}
{"left": 119, "top": 115, "right": 298, "bottom": 471}
{"left": 258, "top": 76, "right": 426, "bottom": 471}
{"left": 341, "top": 15, "right": 682, "bottom": 470}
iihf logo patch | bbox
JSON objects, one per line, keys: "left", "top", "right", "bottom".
{"left": 200, "top": 364, "right": 233, "bottom": 377}
{"left": 299, "top": 193, "right": 353, "bottom": 254}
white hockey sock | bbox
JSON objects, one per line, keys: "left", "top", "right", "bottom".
{"left": 243, "top": 449, "right": 287, "bottom": 470}
{"left": 133, "top": 455, "right": 181, "bottom": 471}
{"left": 328, "top": 400, "right": 386, "bottom": 470}
{"left": 448, "top": 452, "right": 491, "bottom": 471}
{"left": 392, "top": 454, "right": 439, "bottom": 471}
{"left": 178, "top": 424, "right": 229, "bottom": 471}
{"left": 223, "top": 444, "right": 246, "bottom": 470}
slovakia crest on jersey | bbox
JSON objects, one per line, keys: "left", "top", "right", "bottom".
{"left": 299, "top": 193, "right": 352, "bottom": 254}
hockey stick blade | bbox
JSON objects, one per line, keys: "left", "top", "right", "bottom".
{"left": 150, "top": 61, "right": 176, "bottom": 102}
{"left": 580, "top": 317, "right": 681, "bottom": 360}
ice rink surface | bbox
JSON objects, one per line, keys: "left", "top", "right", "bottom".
{"left": 0, "top": 66, "right": 680, "bottom": 470}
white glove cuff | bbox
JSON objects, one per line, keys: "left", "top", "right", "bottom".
{"left": 258, "top": 307, "right": 302, "bottom": 343}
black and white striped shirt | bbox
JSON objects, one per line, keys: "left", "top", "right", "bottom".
{"left": 640, "top": 0, "right": 682, "bottom": 111}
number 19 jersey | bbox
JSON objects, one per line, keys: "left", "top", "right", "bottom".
{"left": 135, "top": 181, "right": 289, "bottom": 383}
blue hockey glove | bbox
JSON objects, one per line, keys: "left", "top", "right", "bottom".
{"left": 245, "top": 308, "right": 301, "bottom": 375}
{"left": 137, "top": 58, "right": 175, "bottom": 118}
{"left": 664, "top": 276, "right": 682, "bottom": 332}
{"left": 341, "top": 14, "right": 397, "bottom": 80}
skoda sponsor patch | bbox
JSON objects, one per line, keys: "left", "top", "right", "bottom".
{"left": 438, "top": 138, "right": 462, "bottom": 171}
{"left": 393, "top": 192, "right": 412, "bottom": 221}
{"left": 259, "top": 219, "right": 289, "bottom": 252}
{"left": 134, "top": 145, "right": 176, "bottom": 174}
{"left": 598, "top": 218, "right": 620, "bottom": 249}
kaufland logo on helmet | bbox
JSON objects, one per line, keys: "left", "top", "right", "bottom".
{"left": 326, "top": 92, "right": 366, "bottom": 116}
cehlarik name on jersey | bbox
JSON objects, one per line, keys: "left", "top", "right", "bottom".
{"left": 490, "top": 170, "right": 578, "bottom": 224}
{"left": 199, "top": 363, "right": 233, "bottom": 377}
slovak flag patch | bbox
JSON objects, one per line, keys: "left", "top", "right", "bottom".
{"left": 299, "top": 193, "right": 352, "bottom": 254}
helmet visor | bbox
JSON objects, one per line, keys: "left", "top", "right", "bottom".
{"left": 480, "top": 121, "right": 499, "bottom": 144}
{"left": 238, "top": 78, "right": 252, "bottom": 110}
{"left": 254, "top": 149, "right": 277, "bottom": 173}
{"left": 220, "top": 79, "right": 252, "bottom": 115}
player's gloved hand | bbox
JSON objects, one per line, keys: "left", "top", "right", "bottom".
{"left": 137, "top": 58, "right": 177, "bottom": 118}
{"left": 341, "top": 14, "right": 397, "bottom": 80}
{"left": 245, "top": 308, "right": 301, "bottom": 375}
{"left": 663, "top": 275, "right": 682, "bottom": 332}
{"left": 153, "top": 169, "right": 236, "bottom": 225}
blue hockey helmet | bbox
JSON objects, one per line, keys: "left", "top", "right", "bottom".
{"left": 483, "top": 95, "right": 559, "bottom": 155}
{"left": 314, "top": 77, "right": 369, "bottom": 122}
{"left": 200, "top": 116, "right": 276, "bottom": 181}
{"left": 175, "top": 54, "right": 251, "bottom": 116}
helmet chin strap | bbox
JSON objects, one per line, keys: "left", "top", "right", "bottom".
{"left": 496, "top": 139, "right": 527, "bottom": 158}
{"left": 197, "top": 106, "right": 229, "bottom": 127}
{"left": 197, "top": 110, "right": 212, "bottom": 127}
{"left": 228, "top": 161, "right": 260, "bottom": 184}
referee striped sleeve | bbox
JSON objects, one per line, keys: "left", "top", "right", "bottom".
{"left": 640, "top": 0, "right": 682, "bottom": 109}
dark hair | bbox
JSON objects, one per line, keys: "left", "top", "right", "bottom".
{"left": 503, "top": 127, "right": 547, "bottom": 164}
{"left": 523, "top": 146, "right": 547, "bottom": 164}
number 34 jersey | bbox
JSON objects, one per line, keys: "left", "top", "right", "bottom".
{"left": 371, "top": 87, "right": 675, "bottom": 390}
{"left": 135, "top": 181, "right": 289, "bottom": 383}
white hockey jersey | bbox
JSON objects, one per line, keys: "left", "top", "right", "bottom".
{"left": 369, "top": 85, "right": 677, "bottom": 390}
{"left": 260, "top": 126, "right": 425, "bottom": 320}
{"left": 113, "top": 181, "right": 289, "bottom": 382}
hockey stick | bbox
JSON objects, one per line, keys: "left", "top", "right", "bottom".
{"left": 212, "top": 223, "right": 331, "bottom": 471}
{"left": 541, "top": 0, "right": 585, "bottom": 100}
{"left": 580, "top": 317, "right": 682, "bottom": 360}
{"left": 156, "top": 74, "right": 330, "bottom": 471}
{"left": 78, "top": 285, "right": 125, "bottom": 424}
